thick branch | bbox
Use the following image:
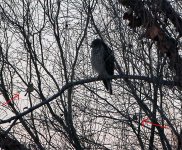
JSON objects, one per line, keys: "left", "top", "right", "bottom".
{"left": 0, "top": 74, "right": 178, "bottom": 124}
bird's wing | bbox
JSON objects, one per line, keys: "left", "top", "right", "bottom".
{"left": 103, "top": 45, "right": 114, "bottom": 76}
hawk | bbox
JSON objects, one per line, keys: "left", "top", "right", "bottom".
{"left": 91, "top": 39, "right": 114, "bottom": 94}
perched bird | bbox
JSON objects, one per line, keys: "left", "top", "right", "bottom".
{"left": 24, "top": 82, "right": 34, "bottom": 96}
{"left": 91, "top": 38, "right": 115, "bottom": 94}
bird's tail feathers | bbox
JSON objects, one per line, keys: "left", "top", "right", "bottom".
{"left": 103, "top": 79, "right": 109, "bottom": 90}
{"left": 103, "top": 79, "right": 112, "bottom": 95}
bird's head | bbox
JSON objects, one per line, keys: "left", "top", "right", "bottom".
{"left": 28, "top": 82, "right": 33, "bottom": 87}
{"left": 91, "top": 38, "right": 103, "bottom": 48}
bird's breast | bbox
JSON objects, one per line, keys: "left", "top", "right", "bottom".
{"left": 91, "top": 50, "right": 108, "bottom": 76}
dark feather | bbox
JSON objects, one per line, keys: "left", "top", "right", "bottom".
{"left": 101, "top": 40, "right": 114, "bottom": 95}
{"left": 103, "top": 44, "right": 114, "bottom": 76}
{"left": 103, "top": 79, "right": 109, "bottom": 90}
{"left": 103, "top": 79, "right": 112, "bottom": 94}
